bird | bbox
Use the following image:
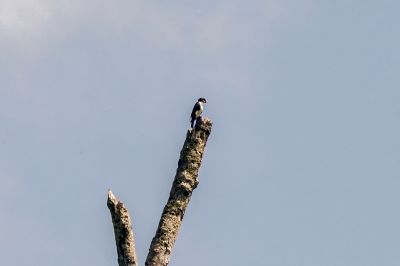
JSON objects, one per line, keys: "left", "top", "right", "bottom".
{"left": 190, "top": 98, "right": 207, "bottom": 129}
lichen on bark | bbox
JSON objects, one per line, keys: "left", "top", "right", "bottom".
{"left": 145, "top": 117, "right": 212, "bottom": 266}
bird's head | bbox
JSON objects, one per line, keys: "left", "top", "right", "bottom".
{"left": 198, "top": 98, "right": 207, "bottom": 104}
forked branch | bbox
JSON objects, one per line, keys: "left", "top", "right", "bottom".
{"left": 108, "top": 117, "right": 212, "bottom": 266}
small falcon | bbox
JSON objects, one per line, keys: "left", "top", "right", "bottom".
{"left": 190, "top": 98, "right": 207, "bottom": 129}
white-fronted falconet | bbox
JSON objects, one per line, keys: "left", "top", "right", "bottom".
{"left": 190, "top": 98, "right": 207, "bottom": 129}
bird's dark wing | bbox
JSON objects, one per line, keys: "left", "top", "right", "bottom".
{"left": 191, "top": 102, "right": 201, "bottom": 119}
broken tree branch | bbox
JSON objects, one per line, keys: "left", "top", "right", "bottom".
{"left": 107, "top": 190, "right": 139, "bottom": 266}
{"left": 145, "top": 117, "right": 213, "bottom": 266}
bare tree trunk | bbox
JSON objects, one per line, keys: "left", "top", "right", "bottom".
{"left": 107, "top": 117, "right": 212, "bottom": 266}
{"left": 107, "top": 190, "right": 139, "bottom": 266}
{"left": 145, "top": 117, "right": 213, "bottom": 266}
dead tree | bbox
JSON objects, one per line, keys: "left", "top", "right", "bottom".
{"left": 107, "top": 117, "right": 212, "bottom": 266}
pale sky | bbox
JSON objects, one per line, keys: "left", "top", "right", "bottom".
{"left": 1, "top": 1, "right": 400, "bottom": 265}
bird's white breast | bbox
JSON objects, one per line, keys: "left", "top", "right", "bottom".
{"left": 195, "top": 102, "right": 204, "bottom": 116}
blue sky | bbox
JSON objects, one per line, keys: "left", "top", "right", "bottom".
{"left": 1, "top": 1, "right": 399, "bottom": 265}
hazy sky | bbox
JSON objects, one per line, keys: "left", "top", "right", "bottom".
{"left": 1, "top": 1, "right": 399, "bottom": 265}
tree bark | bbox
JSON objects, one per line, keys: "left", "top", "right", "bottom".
{"left": 145, "top": 117, "right": 213, "bottom": 266}
{"left": 107, "top": 190, "right": 139, "bottom": 266}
